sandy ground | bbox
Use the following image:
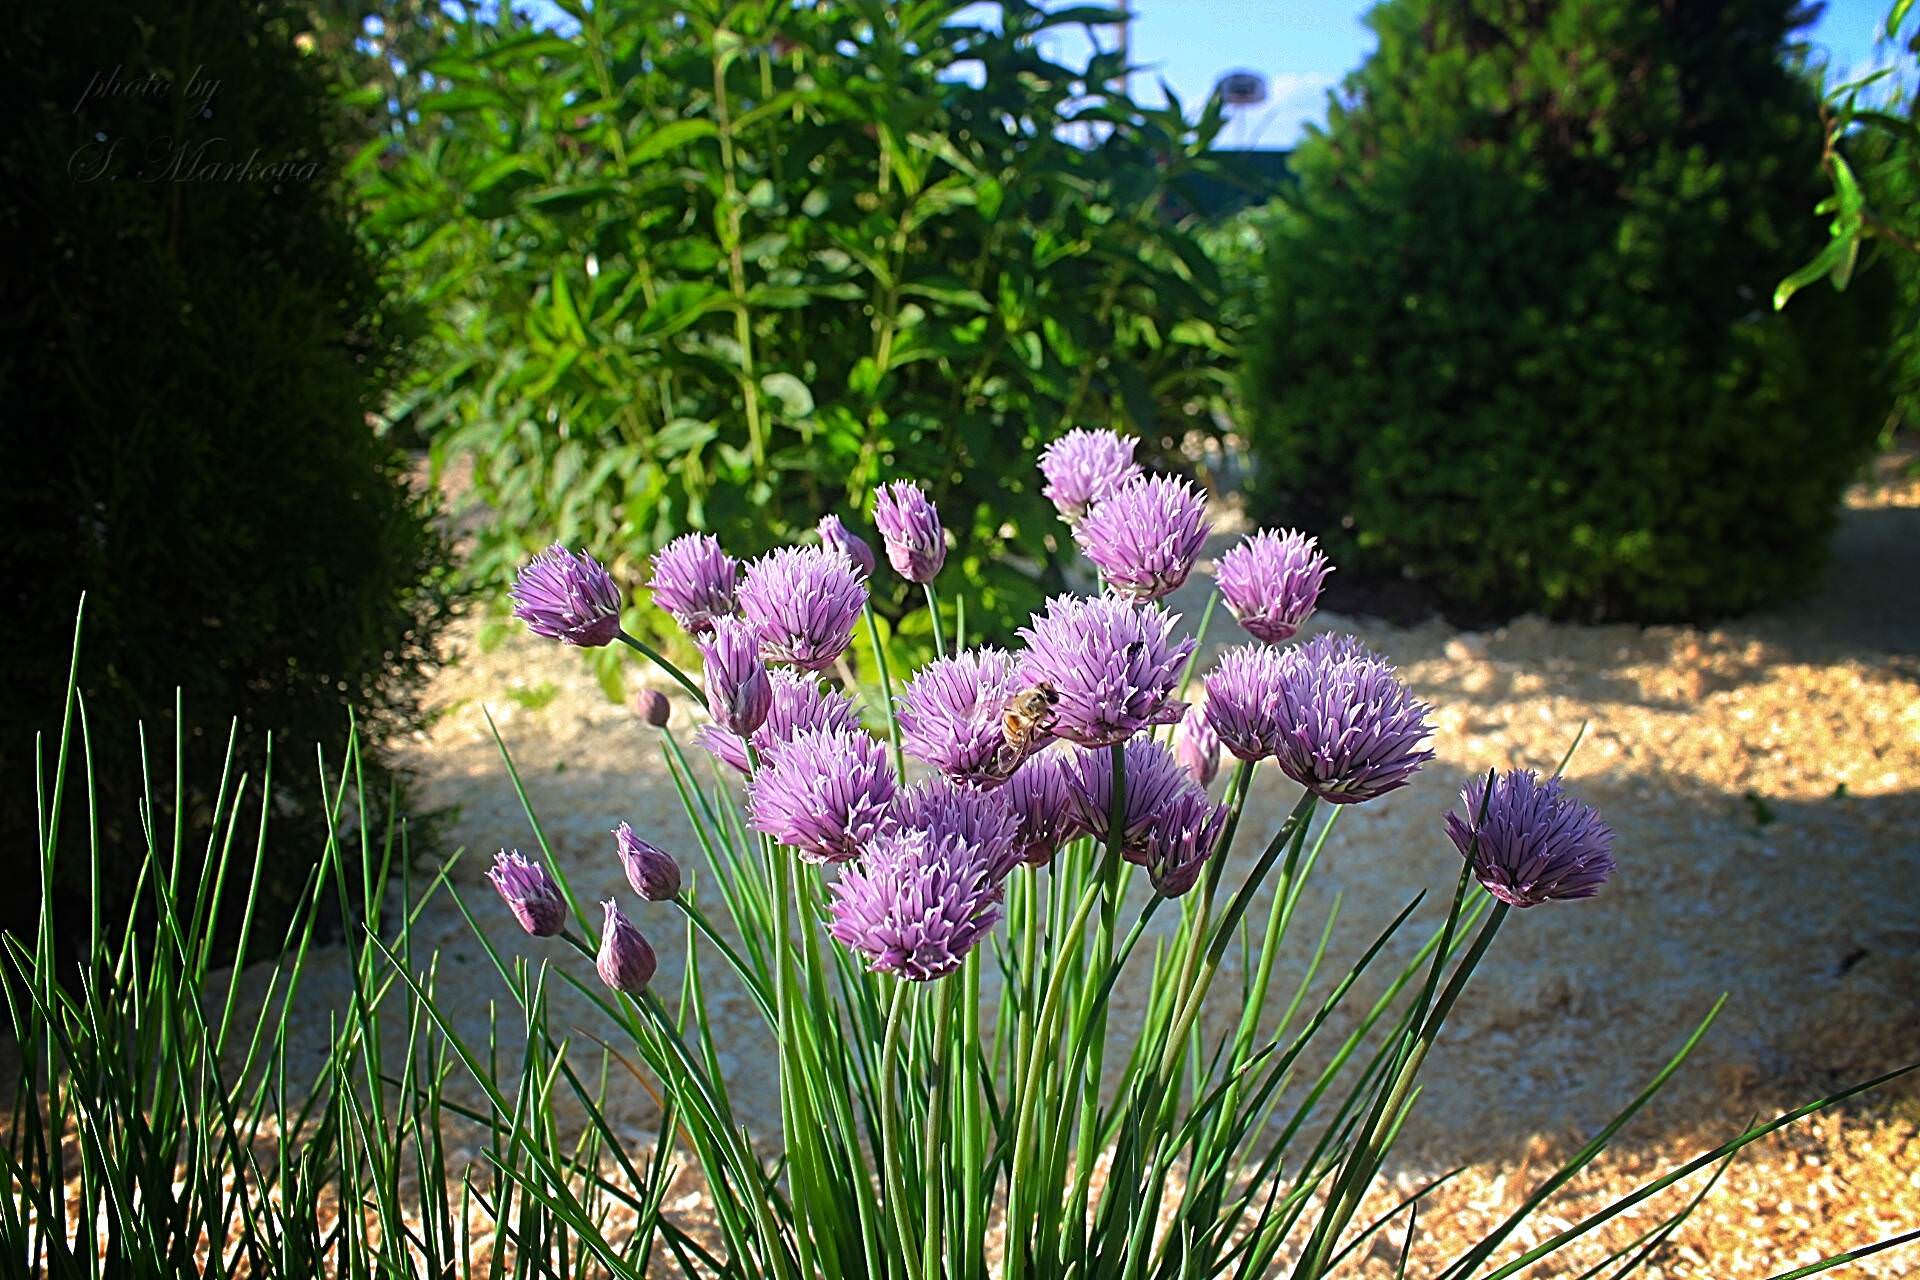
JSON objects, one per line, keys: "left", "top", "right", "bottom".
{"left": 256, "top": 458, "right": 1920, "bottom": 1276}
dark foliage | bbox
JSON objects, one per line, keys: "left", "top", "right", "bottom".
{"left": 1244, "top": 0, "right": 1895, "bottom": 622}
{"left": 0, "top": 0, "right": 454, "bottom": 959}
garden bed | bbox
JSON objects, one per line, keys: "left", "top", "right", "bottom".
{"left": 245, "top": 460, "right": 1920, "bottom": 1274}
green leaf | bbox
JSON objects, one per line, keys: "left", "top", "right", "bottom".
{"left": 1773, "top": 235, "right": 1851, "bottom": 310}
{"left": 627, "top": 119, "right": 719, "bottom": 166}
{"left": 523, "top": 184, "right": 620, "bottom": 214}
{"left": 760, "top": 373, "right": 815, "bottom": 419}
{"left": 653, "top": 418, "right": 718, "bottom": 458}
{"left": 417, "top": 88, "right": 506, "bottom": 114}
{"left": 745, "top": 285, "right": 813, "bottom": 309}
{"left": 900, "top": 279, "right": 991, "bottom": 312}
{"left": 467, "top": 155, "right": 546, "bottom": 197}
{"left": 633, "top": 283, "right": 733, "bottom": 337}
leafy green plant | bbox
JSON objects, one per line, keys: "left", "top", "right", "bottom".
{"left": 0, "top": 0, "right": 454, "bottom": 962}
{"left": 4, "top": 604, "right": 455, "bottom": 1273}
{"left": 356, "top": 0, "right": 1239, "bottom": 657}
{"left": 1242, "top": 0, "right": 1896, "bottom": 623}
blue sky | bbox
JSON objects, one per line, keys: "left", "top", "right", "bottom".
{"left": 1019, "top": 0, "right": 1910, "bottom": 147}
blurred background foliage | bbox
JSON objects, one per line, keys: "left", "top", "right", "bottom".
{"left": 352, "top": 0, "right": 1248, "bottom": 663}
{"left": 1241, "top": 0, "right": 1900, "bottom": 623}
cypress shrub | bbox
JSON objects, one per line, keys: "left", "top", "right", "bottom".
{"left": 1244, "top": 0, "right": 1894, "bottom": 622}
{"left": 0, "top": 0, "right": 454, "bottom": 957}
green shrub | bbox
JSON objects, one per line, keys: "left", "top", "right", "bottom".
{"left": 0, "top": 0, "right": 453, "bottom": 956}
{"left": 357, "top": 0, "right": 1239, "bottom": 658}
{"left": 1243, "top": 0, "right": 1895, "bottom": 622}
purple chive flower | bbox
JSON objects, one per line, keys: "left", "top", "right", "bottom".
{"left": 1062, "top": 739, "right": 1205, "bottom": 858}
{"left": 596, "top": 900, "right": 657, "bottom": 994}
{"left": 1202, "top": 643, "right": 1292, "bottom": 763}
{"left": 511, "top": 544, "right": 622, "bottom": 647}
{"left": 698, "top": 616, "right": 773, "bottom": 737}
{"left": 887, "top": 778, "right": 1024, "bottom": 883}
{"left": 873, "top": 481, "right": 946, "bottom": 583}
{"left": 817, "top": 513, "right": 876, "bottom": 578}
{"left": 1215, "top": 529, "right": 1331, "bottom": 645}
{"left": 614, "top": 822, "right": 681, "bottom": 901}
{"left": 1445, "top": 770, "right": 1616, "bottom": 908}
{"left": 737, "top": 545, "right": 868, "bottom": 672}
{"left": 648, "top": 533, "right": 738, "bottom": 637}
{"left": 1072, "top": 473, "right": 1211, "bottom": 603}
{"left": 827, "top": 780, "right": 1018, "bottom": 981}
{"left": 897, "top": 647, "right": 1041, "bottom": 787}
{"left": 1265, "top": 632, "right": 1434, "bottom": 805}
{"left": 1140, "top": 789, "right": 1229, "bottom": 897}
{"left": 631, "top": 687, "right": 672, "bottom": 727}
{"left": 1017, "top": 594, "right": 1193, "bottom": 748}
{"left": 1001, "top": 753, "right": 1085, "bottom": 866}
{"left": 487, "top": 850, "right": 568, "bottom": 937}
{"left": 1038, "top": 428, "right": 1143, "bottom": 523}
{"left": 1174, "top": 699, "right": 1222, "bottom": 787}
{"left": 695, "top": 667, "right": 861, "bottom": 774}
{"left": 747, "top": 726, "right": 897, "bottom": 863}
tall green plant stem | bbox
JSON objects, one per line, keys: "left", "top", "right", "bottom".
{"left": 1157, "top": 789, "right": 1318, "bottom": 1083}
{"left": 1295, "top": 872, "right": 1508, "bottom": 1280}
{"left": 864, "top": 605, "right": 905, "bottom": 773}
{"left": 921, "top": 976, "right": 959, "bottom": 1280}
{"left": 879, "top": 980, "right": 916, "bottom": 1278}
{"left": 709, "top": 43, "right": 765, "bottom": 468}
{"left": 616, "top": 630, "right": 703, "bottom": 702}
{"left": 1064, "top": 743, "right": 1128, "bottom": 1257}
{"left": 922, "top": 582, "right": 946, "bottom": 658}
{"left": 1002, "top": 868, "right": 1112, "bottom": 1280}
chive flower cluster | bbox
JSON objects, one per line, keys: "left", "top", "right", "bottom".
{"left": 502, "top": 429, "right": 1614, "bottom": 1001}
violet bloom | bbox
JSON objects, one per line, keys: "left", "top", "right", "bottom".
{"left": 827, "top": 780, "right": 1018, "bottom": 981}
{"left": 698, "top": 616, "right": 773, "bottom": 737}
{"left": 648, "top": 533, "right": 738, "bottom": 637}
{"left": 1140, "top": 789, "right": 1228, "bottom": 897}
{"left": 1266, "top": 633, "right": 1434, "bottom": 805}
{"left": 1001, "top": 753, "right": 1084, "bottom": 866}
{"left": 1173, "top": 699, "right": 1222, "bottom": 787}
{"left": 737, "top": 545, "right": 867, "bottom": 672}
{"left": 596, "top": 900, "right": 657, "bottom": 995}
{"left": 873, "top": 480, "right": 945, "bottom": 583}
{"left": 1038, "top": 428, "right": 1143, "bottom": 523}
{"left": 747, "top": 726, "right": 897, "bottom": 863}
{"left": 1202, "top": 643, "right": 1292, "bottom": 763}
{"left": 887, "top": 778, "right": 1024, "bottom": 883}
{"left": 1215, "top": 529, "right": 1331, "bottom": 645}
{"left": 1016, "top": 594, "right": 1193, "bottom": 748}
{"left": 897, "top": 647, "right": 1039, "bottom": 787}
{"left": 487, "top": 850, "right": 567, "bottom": 937}
{"left": 614, "top": 821, "right": 681, "bottom": 901}
{"left": 817, "top": 513, "right": 876, "bottom": 578}
{"left": 1062, "top": 739, "right": 1204, "bottom": 858}
{"left": 1445, "top": 770, "right": 1616, "bottom": 908}
{"left": 696, "top": 667, "right": 861, "bottom": 774}
{"left": 631, "top": 687, "right": 672, "bottom": 728}
{"left": 1072, "top": 473, "right": 1211, "bottom": 602}
{"left": 511, "top": 544, "right": 622, "bottom": 647}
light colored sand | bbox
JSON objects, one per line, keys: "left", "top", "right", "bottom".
{"left": 265, "top": 459, "right": 1919, "bottom": 1275}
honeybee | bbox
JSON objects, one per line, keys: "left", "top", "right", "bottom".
{"left": 994, "top": 683, "right": 1061, "bottom": 776}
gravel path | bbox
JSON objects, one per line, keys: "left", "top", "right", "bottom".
{"left": 274, "top": 459, "right": 1920, "bottom": 1275}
